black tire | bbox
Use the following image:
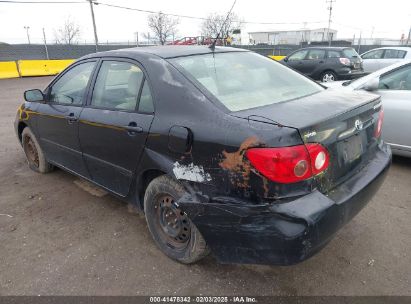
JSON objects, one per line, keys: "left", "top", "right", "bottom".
{"left": 321, "top": 71, "right": 337, "bottom": 82}
{"left": 21, "top": 127, "right": 53, "bottom": 173}
{"left": 144, "top": 175, "right": 209, "bottom": 264}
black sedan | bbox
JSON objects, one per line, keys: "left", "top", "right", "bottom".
{"left": 15, "top": 46, "right": 391, "bottom": 265}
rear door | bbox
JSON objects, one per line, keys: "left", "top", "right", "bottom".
{"left": 37, "top": 60, "right": 97, "bottom": 177}
{"left": 79, "top": 59, "right": 155, "bottom": 196}
{"left": 376, "top": 64, "right": 411, "bottom": 152}
{"left": 381, "top": 49, "right": 406, "bottom": 68}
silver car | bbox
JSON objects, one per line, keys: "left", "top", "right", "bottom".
{"left": 361, "top": 47, "right": 411, "bottom": 74}
{"left": 324, "top": 60, "right": 411, "bottom": 157}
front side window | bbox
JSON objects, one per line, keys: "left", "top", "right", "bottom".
{"left": 49, "top": 61, "right": 96, "bottom": 105}
{"left": 307, "top": 49, "right": 326, "bottom": 60}
{"left": 288, "top": 50, "right": 308, "bottom": 61}
{"left": 379, "top": 65, "right": 411, "bottom": 90}
{"left": 362, "top": 49, "right": 384, "bottom": 59}
{"left": 172, "top": 52, "right": 323, "bottom": 112}
{"left": 91, "top": 61, "right": 144, "bottom": 111}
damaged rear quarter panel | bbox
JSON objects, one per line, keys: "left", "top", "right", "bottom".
{"left": 138, "top": 55, "right": 312, "bottom": 205}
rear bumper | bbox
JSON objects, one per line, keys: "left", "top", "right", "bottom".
{"left": 180, "top": 144, "right": 391, "bottom": 265}
{"left": 337, "top": 68, "right": 367, "bottom": 80}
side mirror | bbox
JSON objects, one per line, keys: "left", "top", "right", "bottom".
{"left": 362, "top": 77, "right": 379, "bottom": 91}
{"left": 283, "top": 57, "right": 288, "bottom": 62}
{"left": 24, "top": 89, "right": 44, "bottom": 102}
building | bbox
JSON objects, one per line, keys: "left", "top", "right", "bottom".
{"left": 249, "top": 28, "right": 338, "bottom": 45}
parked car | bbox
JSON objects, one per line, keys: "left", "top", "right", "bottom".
{"left": 360, "top": 47, "right": 411, "bottom": 74}
{"left": 15, "top": 46, "right": 391, "bottom": 265}
{"left": 323, "top": 60, "right": 411, "bottom": 157}
{"left": 281, "top": 47, "right": 365, "bottom": 82}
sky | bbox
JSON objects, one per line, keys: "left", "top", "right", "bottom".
{"left": 0, "top": 0, "right": 410, "bottom": 44}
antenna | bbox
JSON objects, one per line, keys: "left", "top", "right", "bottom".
{"left": 209, "top": 0, "right": 237, "bottom": 51}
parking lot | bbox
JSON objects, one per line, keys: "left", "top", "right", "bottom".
{"left": 0, "top": 76, "right": 410, "bottom": 296}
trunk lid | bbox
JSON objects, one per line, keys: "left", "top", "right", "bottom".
{"left": 232, "top": 89, "right": 383, "bottom": 193}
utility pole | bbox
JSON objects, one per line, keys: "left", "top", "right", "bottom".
{"left": 42, "top": 28, "right": 49, "bottom": 60}
{"left": 326, "top": 0, "right": 335, "bottom": 46}
{"left": 134, "top": 32, "right": 139, "bottom": 46}
{"left": 357, "top": 31, "right": 362, "bottom": 54}
{"left": 87, "top": 0, "right": 99, "bottom": 52}
{"left": 407, "top": 26, "right": 411, "bottom": 46}
{"left": 24, "top": 26, "right": 31, "bottom": 44}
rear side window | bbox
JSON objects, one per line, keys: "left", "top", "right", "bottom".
{"left": 383, "top": 49, "right": 406, "bottom": 59}
{"left": 307, "top": 49, "right": 326, "bottom": 60}
{"left": 172, "top": 52, "right": 323, "bottom": 112}
{"left": 91, "top": 61, "right": 144, "bottom": 111}
{"left": 327, "top": 50, "right": 341, "bottom": 58}
{"left": 343, "top": 48, "right": 360, "bottom": 58}
{"left": 138, "top": 80, "right": 154, "bottom": 113}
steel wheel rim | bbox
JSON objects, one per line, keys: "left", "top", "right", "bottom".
{"left": 24, "top": 136, "right": 39, "bottom": 168}
{"left": 154, "top": 194, "right": 191, "bottom": 249}
{"left": 323, "top": 73, "right": 335, "bottom": 82}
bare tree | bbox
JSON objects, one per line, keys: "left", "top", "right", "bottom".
{"left": 147, "top": 12, "right": 179, "bottom": 45}
{"left": 201, "top": 13, "right": 241, "bottom": 42}
{"left": 54, "top": 17, "right": 81, "bottom": 45}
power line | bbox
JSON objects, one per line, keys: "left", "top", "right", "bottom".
{"left": 1, "top": 0, "right": 326, "bottom": 26}
{"left": 0, "top": 1, "right": 84, "bottom": 3}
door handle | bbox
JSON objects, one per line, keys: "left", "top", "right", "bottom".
{"left": 124, "top": 122, "right": 143, "bottom": 135}
{"left": 65, "top": 113, "right": 78, "bottom": 123}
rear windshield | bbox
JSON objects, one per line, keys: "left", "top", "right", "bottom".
{"left": 171, "top": 52, "right": 323, "bottom": 111}
{"left": 343, "top": 48, "right": 360, "bottom": 58}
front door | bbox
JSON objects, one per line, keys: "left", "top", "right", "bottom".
{"left": 37, "top": 60, "right": 97, "bottom": 177}
{"left": 377, "top": 64, "right": 411, "bottom": 152}
{"left": 301, "top": 49, "right": 326, "bottom": 78}
{"left": 285, "top": 49, "right": 309, "bottom": 74}
{"left": 79, "top": 60, "right": 155, "bottom": 196}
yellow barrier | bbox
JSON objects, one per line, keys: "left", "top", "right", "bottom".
{"left": 269, "top": 55, "right": 286, "bottom": 61}
{"left": 0, "top": 61, "right": 20, "bottom": 79}
{"left": 18, "top": 59, "right": 75, "bottom": 77}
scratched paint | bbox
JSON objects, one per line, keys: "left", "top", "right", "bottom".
{"left": 173, "top": 162, "right": 212, "bottom": 183}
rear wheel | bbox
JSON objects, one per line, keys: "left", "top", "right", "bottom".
{"left": 22, "top": 127, "right": 53, "bottom": 173}
{"left": 144, "top": 175, "right": 209, "bottom": 264}
{"left": 321, "top": 71, "right": 337, "bottom": 82}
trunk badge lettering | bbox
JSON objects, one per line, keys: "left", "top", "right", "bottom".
{"left": 355, "top": 119, "right": 363, "bottom": 131}
{"left": 304, "top": 131, "right": 317, "bottom": 139}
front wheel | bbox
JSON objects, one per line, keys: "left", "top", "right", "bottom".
{"left": 321, "top": 71, "right": 337, "bottom": 82}
{"left": 21, "top": 127, "right": 53, "bottom": 173}
{"left": 144, "top": 175, "right": 210, "bottom": 264}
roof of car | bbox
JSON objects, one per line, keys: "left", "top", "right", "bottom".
{"left": 87, "top": 45, "right": 248, "bottom": 59}
{"left": 301, "top": 47, "right": 354, "bottom": 50}
{"left": 364, "top": 46, "right": 411, "bottom": 51}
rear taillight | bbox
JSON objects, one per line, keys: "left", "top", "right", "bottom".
{"left": 339, "top": 57, "right": 351, "bottom": 66}
{"left": 245, "top": 143, "right": 329, "bottom": 184}
{"left": 375, "top": 108, "right": 384, "bottom": 138}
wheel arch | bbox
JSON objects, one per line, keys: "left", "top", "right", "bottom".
{"left": 17, "top": 121, "right": 28, "bottom": 142}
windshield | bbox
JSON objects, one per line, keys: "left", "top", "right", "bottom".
{"left": 343, "top": 48, "right": 359, "bottom": 58}
{"left": 171, "top": 52, "right": 323, "bottom": 111}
